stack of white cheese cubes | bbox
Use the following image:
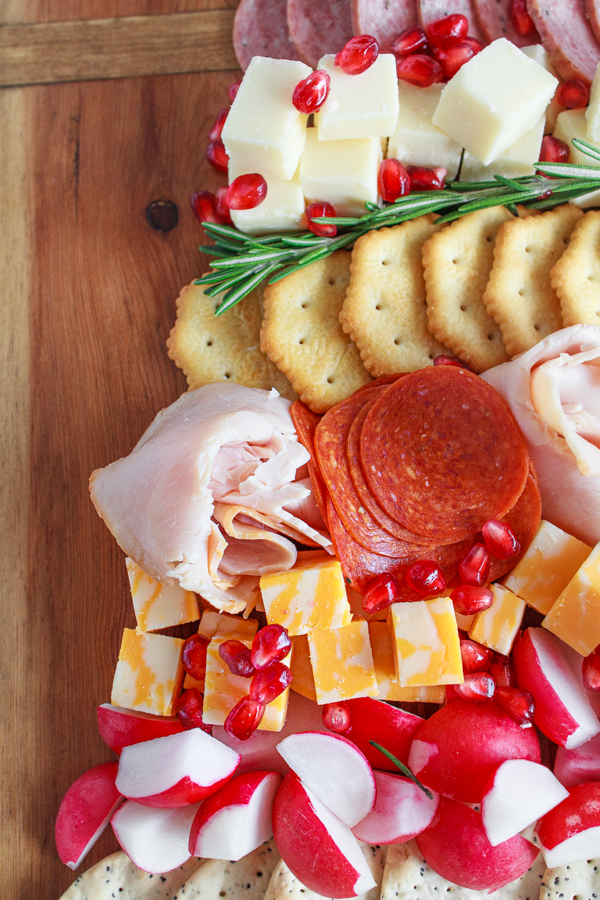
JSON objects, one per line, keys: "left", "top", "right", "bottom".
{"left": 221, "top": 39, "right": 559, "bottom": 235}
{"left": 553, "top": 57, "right": 600, "bottom": 208}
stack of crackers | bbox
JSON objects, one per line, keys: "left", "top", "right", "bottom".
{"left": 168, "top": 206, "right": 600, "bottom": 414}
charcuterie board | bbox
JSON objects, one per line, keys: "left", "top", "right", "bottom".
{"left": 0, "top": 3, "right": 237, "bottom": 895}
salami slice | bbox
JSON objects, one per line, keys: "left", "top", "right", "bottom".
{"left": 351, "top": 0, "right": 418, "bottom": 52}
{"left": 287, "top": 0, "right": 354, "bottom": 67}
{"left": 526, "top": 0, "right": 600, "bottom": 82}
{"left": 473, "top": 0, "right": 538, "bottom": 46}
{"left": 290, "top": 400, "right": 329, "bottom": 529}
{"left": 361, "top": 366, "right": 529, "bottom": 544}
{"left": 487, "top": 465, "right": 542, "bottom": 583}
{"left": 418, "top": 0, "right": 485, "bottom": 41}
{"left": 233, "top": 0, "right": 302, "bottom": 71}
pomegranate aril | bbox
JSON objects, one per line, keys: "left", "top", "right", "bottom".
{"left": 177, "top": 689, "right": 212, "bottom": 734}
{"left": 445, "top": 684, "right": 460, "bottom": 703}
{"left": 251, "top": 624, "right": 292, "bottom": 670}
{"left": 454, "top": 672, "right": 496, "bottom": 702}
{"left": 451, "top": 585, "right": 494, "bottom": 616}
{"left": 249, "top": 662, "right": 293, "bottom": 704}
{"left": 209, "top": 108, "right": 228, "bottom": 142}
{"left": 406, "top": 560, "right": 446, "bottom": 596}
{"left": 219, "top": 640, "right": 256, "bottom": 677}
{"left": 539, "top": 135, "right": 570, "bottom": 164}
{"left": 206, "top": 138, "right": 229, "bottom": 173}
{"left": 322, "top": 701, "right": 352, "bottom": 733}
{"left": 406, "top": 165, "right": 446, "bottom": 191}
{"left": 488, "top": 653, "right": 514, "bottom": 687}
{"left": 509, "top": 0, "right": 537, "bottom": 36}
{"left": 495, "top": 685, "right": 535, "bottom": 725}
{"left": 362, "top": 573, "right": 400, "bottom": 614}
{"left": 557, "top": 78, "right": 590, "bottom": 109}
{"left": 397, "top": 54, "right": 443, "bottom": 87}
{"left": 190, "top": 190, "right": 219, "bottom": 225}
{"left": 293, "top": 69, "right": 330, "bottom": 114}
{"left": 459, "top": 543, "right": 490, "bottom": 586}
{"left": 215, "top": 185, "right": 233, "bottom": 224}
{"left": 460, "top": 639, "right": 493, "bottom": 674}
{"left": 226, "top": 173, "right": 267, "bottom": 210}
{"left": 306, "top": 201, "right": 337, "bottom": 237}
{"left": 462, "top": 36, "right": 485, "bottom": 54}
{"left": 181, "top": 633, "right": 209, "bottom": 680}
{"left": 427, "top": 14, "right": 469, "bottom": 49}
{"left": 433, "top": 354, "right": 470, "bottom": 369}
{"left": 228, "top": 79, "right": 242, "bottom": 103}
{"left": 583, "top": 645, "right": 600, "bottom": 690}
{"left": 224, "top": 695, "right": 265, "bottom": 741}
{"left": 335, "top": 34, "right": 379, "bottom": 75}
{"left": 481, "top": 519, "right": 521, "bottom": 561}
{"left": 378, "top": 158, "right": 411, "bottom": 203}
{"left": 434, "top": 41, "right": 477, "bottom": 79}
{"left": 391, "top": 25, "right": 430, "bottom": 58}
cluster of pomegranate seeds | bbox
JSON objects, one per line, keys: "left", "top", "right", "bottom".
{"left": 392, "top": 14, "right": 482, "bottom": 85}
{"left": 361, "top": 573, "right": 401, "bottom": 614}
{"left": 177, "top": 688, "right": 212, "bottom": 733}
{"left": 206, "top": 138, "right": 229, "bottom": 174}
{"left": 459, "top": 543, "right": 491, "bottom": 586}
{"left": 460, "top": 639, "right": 493, "bottom": 673}
{"left": 322, "top": 701, "right": 352, "bottom": 733}
{"left": 219, "top": 639, "right": 256, "bottom": 677}
{"left": 407, "top": 165, "right": 446, "bottom": 191}
{"left": 209, "top": 108, "right": 228, "bottom": 142}
{"left": 335, "top": 34, "right": 379, "bottom": 75}
{"left": 225, "top": 173, "right": 268, "bottom": 210}
{"left": 396, "top": 54, "right": 443, "bottom": 88}
{"left": 224, "top": 696, "right": 265, "bottom": 741}
{"left": 451, "top": 584, "right": 494, "bottom": 616}
{"left": 489, "top": 652, "right": 514, "bottom": 687}
{"left": 250, "top": 662, "right": 293, "bottom": 704}
{"left": 378, "top": 158, "right": 411, "bottom": 202}
{"left": 181, "top": 633, "right": 209, "bottom": 681}
{"left": 406, "top": 560, "right": 447, "bottom": 595}
{"left": 293, "top": 70, "right": 331, "bottom": 114}
{"left": 583, "top": 645, "right": 600, "bottom": 690}
{"left": 428, "top": 13, "right": 469, "bottom": 47}
{"left": 391, "top": 25, "right": 429, "bottom": 57}
{"left": 509, "top": 0, "right": 537, "bottom": 37}
{"left": 482, "top": 519, "right": 521, "bottom": 561}
{"left": 455, "top": 671, "right": 496, "bottom": 702}
{"left": 228, "top": 79, "right": 241, "bottom": 103}
{"left": 306, "top": 201, "right": 338, "bottom": 237}
{"left": 539, "top": 135, "right": 570, "bottom": 164}
{"left": 557, "top": 78, "right": 590, "bottom": 109}
{"left": 450, "top": 638, "right": 534, "bottom": 723}
{"left": 495, "top": 685, "right": 535, "bottom": 725}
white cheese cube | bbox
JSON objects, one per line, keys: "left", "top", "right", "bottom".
{"left": 221, "top": 56, "right": 311, "bottom": 180}
{"left": 587, "top": 61, "right": 600, "bottom": 142}
{"left": 520, "top": 44, "right": 561, "bottom": 132}
{"left": 460, "top": 115, "right": 545, "bottom": 182}
{"left": 228, "top": 164, "right": 305, "bottom": 235}
{"left": 387, "top": 82, "right": 462, "bottom": 180}
{"left": 432, "top": 38, "right": 558, "bottom": 165}
{"left": 314, "top": 54, "right": 399, "bottom": 141}
{"left": 572, "top": 188, "right": 600, "bottom": 209}
{"left": 299, "top": 128, "right": 382, "bottom": 216}
{"left": 554, "top": 109, "right": 600, "bottom": 166}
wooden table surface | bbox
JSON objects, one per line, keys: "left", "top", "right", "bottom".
{"left": 0, "top": 3, "right": 240, "bottom": 895}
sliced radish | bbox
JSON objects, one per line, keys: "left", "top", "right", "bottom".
{"left": 554, "top": 732, "right": 600, "bottom": 787}
{"left": 189, "top": 770, "right": 281, "bottom": 860}
{"left": 111, "top": 800, "right": 199, "bottom": 873}
{"left": 55, "top": 762, "right": 124, "bottom": 870}
{"left": 536, "top": 782, "right": 600, "bottom": 867}
{"left": 116, "top": 728, "right": 240, "bottom": 808}
{"left": 97, "top": 703, "right": 183, "bottom": 754}
{"left": 343, "top": 698, "right": 423, "bottom": 772}
{"left": 352, "top": 772, "right": 439, "bottom": 845}
{"left": 481, "top": 759, "right": 569, "bottom": 847}
{"left": 276, "top": 731, "right": 375, "bottom": 827}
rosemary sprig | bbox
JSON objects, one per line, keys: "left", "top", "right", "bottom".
{"left": 369, "top": 741, "right": 434, "bottom": 800}
{"left": 198, "top": 142, "right": 600, "bottom": 315}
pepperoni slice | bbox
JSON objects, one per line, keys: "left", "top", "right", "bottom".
{"left": 291, "top": 400, "right": 329, "bottom": 529}
{"left": 353, "top": 373, "right": 405, "bottom": 396}
{"left": 487, "top": 465, "right": 542, "bottom": 583}
{"left": 361, "top": 367, "right": 529, "bottom": 543}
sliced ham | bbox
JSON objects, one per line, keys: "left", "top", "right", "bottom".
{"left": 351, "top": 0, "right": 417, "bottom": 52}
{"left": 90, "top": 384, "right": 331, "bottom": 614}
{"left": 419, "top": 0, "right": 484, "bottom": 41}
{"left": 482, "top": 325, "right": 600, "bottom": 546}
{"left": 526, "top": 0, "right": 600, "bottom": 82}
{"left": 287, "top": 0, "right": 354, "bottom": 68}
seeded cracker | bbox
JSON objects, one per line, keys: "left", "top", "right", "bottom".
{"left": 167, "top": 281, "right": 297, "bottom": 400}
{"left": 551, "top": 210, "right": 600, "bottom": 327}
{"left": 261, "top": 250, "right": 371, "bottom": 413}
{"left": 264, "top": 843, "right": 386, "bottom": 900}
{"left": 340, "top": 214, "right": 449, "bottom": 376}
{"left": 422, "top": 207, "right": 512, "bottom": 373}
{"left": 483, "top": 204, "right": 583, "bottom": 357}
{"left": 540, "top": 858, "right": 600, "bottom": 899}
{"left": 176, "top": 840, "right": 280, "bottom": 899}
{"left": 59, "top": 852, "right": 205, "bottom": 899}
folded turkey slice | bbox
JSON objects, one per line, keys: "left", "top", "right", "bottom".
{"left": 90, "top": 384, "right": 331, "bottom": 613}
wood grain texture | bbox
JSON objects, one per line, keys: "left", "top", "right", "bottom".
{"left": 0, "top": 11, "right": 238, "bottom": 86}
{"left": 0, "top": 0, "right": 238, "bottom": 25}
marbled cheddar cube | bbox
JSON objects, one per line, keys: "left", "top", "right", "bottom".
{"left": 126, "top": 558, "right": 199, "bottom": 633}
{"left": 203, "top": 637, "right": 291, "bottom": 731}
{"left": 289, "top": 634, "right": 317, "bottom": 702}
{"left": 469, "top": 584, "right": 525, "bottom": 656}
{"left": 197, "top": 610, "right": 259, "bottom": 641}
{"left": 260, "top": 558, "right": 352, "bottom": 636}
{"left": 307, "top": 620, "right": 378, "bottom": 704}
{"left": 503, "top": 520, "right": 592, "bottom": 615}
{"left": 111, "top": 628, "right": 184, "bottom": 717}
{"left": 387, "top": 597, "right": 463, "bottom": 687}
{"left": 183, "top": 673, "right": 204, "bottom": 692}
{"left": 369, "top": 622, "right": 445, "bottom": 703}
{"left": 543, "top": 543, "right": 600, "bottom": 656}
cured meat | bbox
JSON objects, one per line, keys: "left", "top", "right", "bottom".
{"left": 473, "top": 0, "right": 538, "bottom": 46}
{"left": 487, "top": 466, "right": 542, "bottom": 582}
{"left": 482, "top": 324, "right": 600, "bottom": 546}
{"left": 233, "top": 0, "right": 302, "bottom": 71}
{"left": 90, "top": 384, "right": 331, "bottom": 614}
{"left": 354, "top": 373, "right": 405, "bottom": 395}
{"left": 287, "top": 0, "right": 354, "bottom": 67}
{"left": 351, "top": 0, "right": 418, "bottom": 52}
{"left": 418, "top": 0, "right": 485, "bottom": 41}
{"left": 588, "top": 0, "right": 600, "bottom": 46}
{"left": 361, "top": 367, "right": 530, "bottom": 543}
{"left": 290, "top": 400, "right": 329, "bottom": 527}
{"left": 526, "top": 0, "right": 600, "bottom": 82}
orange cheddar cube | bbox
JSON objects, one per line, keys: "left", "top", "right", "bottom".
{"left": 126, "top": 558, "right": 199, "bottom": 633}
{"left": 387, "top": 596, "right": 463, "bottom": 688}
{"left": 260, "top": 558, "right": 352, "bottom": 636}
{"left": 369, "top": 622, "right": 445, "bottom": 703}
{"left": 469, "top": 584, "right": 525, "bottom": 656}
{"left": 289, "top": 634, "right": 317, "bottom": 702}
{"left": 543, "top": 543, "right": 600, "bottom": 656}
{"left": 307, "top": 620, "right": 378, "bottom": 704}
{"left": 197, "top": 610, "right": 258, "bottom": 641}
{"left": 111, "top": 628, "right": 184, "bottom": 717}
{"left": 502, "top": 520, "right": 591, "bottom": 615}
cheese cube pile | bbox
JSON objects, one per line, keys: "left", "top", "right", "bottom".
{"left": 543, "top": 542, "right": 600, "bottom": 656}
{"left": 260, "top": 557, "right": 352, "bottom": 635}
{"left": 388, "top": 83, "right": 462, "bottom": 179}
{"left": 300, "top": 130, "right": 382, "bottom": 216}
{"left": 469, "top": 584, "right": 525, "bottom": 656}
{"left": 126, "top": 558, "right": 199, "bottom": 633}
{"left": 387, "top": 596, "right": 463, "bottom": 688}
{"left": 111, "top": 629, "right": 184, "bottom": 716}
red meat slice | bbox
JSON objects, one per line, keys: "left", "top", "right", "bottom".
{"left": 487, "top": 464, "right": 542, "bottom": 582}
{"left": 351, "top": 0, "right": 418, "bottom": 52}
{"left": 527, "top": 0, "right": 600, "bottom": 82}
{"left": 287, "top": 0, "right": 354, "bottom": 67}
{"left": 233, "top": 0, "right": 302, "bottom": 70}
{"left": 290, "top": 400, "right": 329, "bottom": 529}
{"left": 473, "top": 0, "right": 538, "bottom": 46}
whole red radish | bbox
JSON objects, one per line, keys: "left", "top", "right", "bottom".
{"left": 97, "top": 703, "right": 183, "bottom": 755}
{"left": 342, "top": 697, "right": 423, "bottom": 772}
